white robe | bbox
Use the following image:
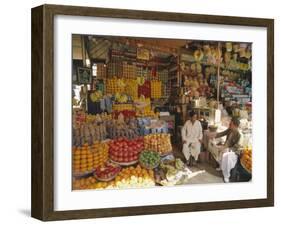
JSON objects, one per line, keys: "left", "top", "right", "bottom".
{"left": 221, "top": 151, "right": 238, "bottom": 181}
{"left": 208, "top": 143, "right": 238, "bottom": 181}
{"left": 181, "top": 120, "right": 203, "bottom": 161}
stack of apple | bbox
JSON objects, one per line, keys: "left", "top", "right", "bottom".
{"left": 94, "top": 162, "right": 121, "bottom": 181}
{"left": 144, "top": 134, "right": 172, "bottom": 155}
{"left": 109, "top": 137, "right": 144, "bottom": 163}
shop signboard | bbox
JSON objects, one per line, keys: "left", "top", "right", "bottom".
{"left": 137, "top": 48, "right": 150, "bottom": 60}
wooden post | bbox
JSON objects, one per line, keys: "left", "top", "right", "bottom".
{"left": 216, "top": 42, "right": 221, "bottom": 108}
{"left": 177, "top": 49, "right": 181, "bottom": 87}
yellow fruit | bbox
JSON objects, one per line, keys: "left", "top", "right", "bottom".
{"left": 80, "top": 154, "right": 87, "bottom": 159}
{"left": 80, "top": 159, "right": 87, "bottom": 164}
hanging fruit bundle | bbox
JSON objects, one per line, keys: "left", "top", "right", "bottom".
{"left": 150, "top": 80, "right": 162, "bottom": 98}
{"left": 138, "top": 78, "right": 151, "bottom": 98}
{"left": 124, "top": 79, "right": 138, "bottom": 100}
{"left": 106, "top": 77, "right": 126, "bottom": 94}
{"left": 134, "top": 95, "right": 153, "bottom": 117}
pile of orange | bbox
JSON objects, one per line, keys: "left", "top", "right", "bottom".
{"left": 73, "top": 142, "right": 109, "bottom": 175}
{"left": 92, "top": 142, "right": 109, "bottom": 169}
{"left": 72, "top": 165, "right": 155, "bottom": 190}
{"left": 73, "top": 144, "right": 94, "bottom": 174}
{"left": 240, "top": 147, "right": 252, "bottom": 173}
{"left": 73, "top": 176, "right": 115, "bottom": 190}
{"left": 73, "top": 176, "right": 97, "bottom": 190}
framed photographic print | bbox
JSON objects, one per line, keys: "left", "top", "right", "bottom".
{"left": 77, "top": 67, "right": 92, "bottom": 84}
{"left": 31, "top": 4, "right": 274, "bottom": 221}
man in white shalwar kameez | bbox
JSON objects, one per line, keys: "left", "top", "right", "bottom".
{"left": 181, "top": 111, "right": 203, "bottom": 166}
{"left": 208, "top": 117, "right": 241, "bottom": 183}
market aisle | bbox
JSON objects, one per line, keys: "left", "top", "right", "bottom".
{"left": 173, "top": 146, "right": 224, "bottom": 184}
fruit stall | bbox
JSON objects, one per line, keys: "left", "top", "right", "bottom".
{"left": 72, "top": 35, "right": 253, "bottom": 189}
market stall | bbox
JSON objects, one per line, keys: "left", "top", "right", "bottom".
{"left": 72, "top": 35, "right": 253, "bottom": 189}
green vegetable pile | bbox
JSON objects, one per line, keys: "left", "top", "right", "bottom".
{"left": 175, "top": 158, "right": 185, "bottom": 170}
{"left": 160, "top": 158, "right": 185, "bottom": 180}
{"left": 139, "top": 150, "right": 161, "bottom": 169}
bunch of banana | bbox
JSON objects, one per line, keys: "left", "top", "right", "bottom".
{"left": 118, "top": 94, "right": 128, "bottom": 103}
{"left": 90, "top": 90, "right": 103, "bottom": 102}
{"left": 114, "top": 93, "right": 129, "bottom": 103}
{"left": 137, "top": 76, "right": 145, "bottom": 86}
{"left": 175, "top": 158, "right": 185, "bottom": 170}
{"left": 117, "top": 78, "right": 126, "bottom": 88}
{"left": 160, "top": 163, "right": 178, "bottom": 181}
{"left": 124, "top": 79, "right": 138, "bottom": 100}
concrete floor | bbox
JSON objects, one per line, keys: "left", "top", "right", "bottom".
{"left": 173, "top": 145, "right": 224, "bottom": 185}
{"left": 186, "top": 163, "right": 224, "bottom": 184}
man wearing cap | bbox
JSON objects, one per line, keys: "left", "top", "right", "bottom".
{"left": 181, "top": 111, "right": 203, "bottom": 166}
{"left": 208, "top": 117, "right": 241, "bottom": 182}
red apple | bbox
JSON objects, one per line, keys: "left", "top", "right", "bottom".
{"left": 118, "top": 151, "right": 123, "bottom": 157}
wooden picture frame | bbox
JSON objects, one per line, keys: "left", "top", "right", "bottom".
{"left": 31, "top": 4, "right": 274, "bottom": 221}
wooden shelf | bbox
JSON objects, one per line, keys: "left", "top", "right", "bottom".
{"left": 169, "top": 66, "right": 178, "bottom": 72}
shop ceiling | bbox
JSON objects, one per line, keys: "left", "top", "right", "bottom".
{"left": 73, "top": 34, "right": 200, "bottom": 61}
{"left": 72, "top": 34, "right": 251, "bottom": 62}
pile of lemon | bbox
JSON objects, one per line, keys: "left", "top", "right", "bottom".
{"left": 114, "top": 165, "right": 155, "bottom": 189}
{"left": 72, "top": 176, "right": 115, "bottom": 190}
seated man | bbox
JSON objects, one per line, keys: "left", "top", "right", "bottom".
{"left": 181, "top": 111, "right": 203, "bottom": 166}
{"left": 208, "top": 117, "right": 241, "bottom": 183}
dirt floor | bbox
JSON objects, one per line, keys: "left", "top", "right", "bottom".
{"left": 173, "top": 144, "right": 224, "bottom": 185}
